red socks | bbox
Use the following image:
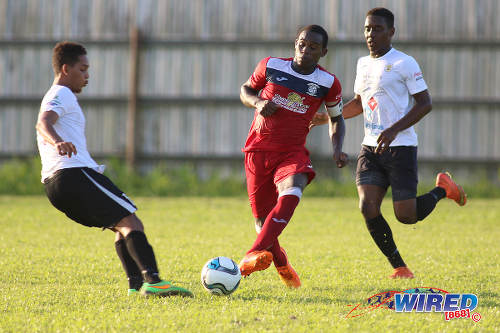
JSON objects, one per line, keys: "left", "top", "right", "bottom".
{"left": 248, "top": 194, "right": 300, "bottom": 263}
{"left": 269, "top": 240, "right": 287, "bottom": 267}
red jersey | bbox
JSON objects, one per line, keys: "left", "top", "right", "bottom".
{"left": 243, "top": 57, "right": 342, "bottom": 152}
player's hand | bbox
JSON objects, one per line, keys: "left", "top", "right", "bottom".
{"left": 375, "top": 128, "right": 398, "bottom": 154}
{"left": 333, "top": 150, "right": 348, "bottom": 168}
{"left": 55, "top": 141, "right": 77, "bottom": 158}
{"left": 309, "top": 112, "right": 329, "bottom": 129}
{"left": 256, "top": 100, "right": 279, "bottom": 117}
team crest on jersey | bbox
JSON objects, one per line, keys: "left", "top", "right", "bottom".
{"left": 306, "top": 83, "right": 320, "bottom": 96}
{"left": 271, "top": 92, "right": 309, "bottom": 114}
{"left": 385, "top": 64, "right": 392, "bottom": 72}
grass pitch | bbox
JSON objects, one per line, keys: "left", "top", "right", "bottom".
{"left": 1, "top": 196, "right": 499, "bottom": 332}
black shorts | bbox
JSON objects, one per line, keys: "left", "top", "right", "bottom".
{"left": 355, "top": 145, "right": 418, "bottom": 201}
{"left": 44, "top": 167, "right": 137, "bottom": 228}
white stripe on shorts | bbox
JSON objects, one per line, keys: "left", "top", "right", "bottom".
{"left": 81, "top": 169, "right": 137, "bottom": 213}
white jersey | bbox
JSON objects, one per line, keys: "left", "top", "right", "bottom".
{"left": 354, "top": 48, "right": 428, "bottom": 147}
{"left": 37, "top": 85, "right": 102, "bottom": 182}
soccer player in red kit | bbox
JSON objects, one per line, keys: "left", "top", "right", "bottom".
{"left": 238, "top": 25, "right": 348, "bottom": 288}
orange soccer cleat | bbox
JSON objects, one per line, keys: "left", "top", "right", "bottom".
{"left": 389, "top": 266, "right": 415, "bottom": 279}
{"left": 436, "top": 172, "right": 467, "bottom": 206}
{"left": 275, "top": 247, "right": 301, "bottom": 288}
{"left": 239, "top": 250, "right": 273, "bottom": 277}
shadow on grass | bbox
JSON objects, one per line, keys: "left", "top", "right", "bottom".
{"left": 476, "top": 291, "right": 500, "bottom": 307}
{"left": 232, "top": 285, "right": 367, "bottom": 306}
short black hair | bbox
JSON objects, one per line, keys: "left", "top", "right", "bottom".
{"left": 296, "top": 25, "right": 328, "bottom": 48}
{"left": 52, "top": 41, "right": 87, "bottom": 74}
{"left": 366, "top": 7, "right": 394, "bottom": 29}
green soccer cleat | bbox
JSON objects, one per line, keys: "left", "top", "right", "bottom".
{"left": 128, "top": 288, "right": 139, "bottom": 296}
{"left": 140, "top": 280, "right": 193, "bottom": 297}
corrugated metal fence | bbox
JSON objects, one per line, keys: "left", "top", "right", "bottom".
{"left": 0, "top": 0, "right": 499, "bottom": 178}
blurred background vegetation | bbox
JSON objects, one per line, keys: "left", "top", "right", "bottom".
{"left": 2, "top": 157, "right": 499, "bottom": 197}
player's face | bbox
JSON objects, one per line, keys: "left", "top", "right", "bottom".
{"left": 65, "top": 55, "right": 89, "bottom": 93}
{"left": 294, "top": 30, "right": 327, "bottom": 70}
{"left": 364, "top": 15, "right": 394, "bottom": 57}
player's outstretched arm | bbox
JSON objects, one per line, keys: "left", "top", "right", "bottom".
{"left": 36, "top": 110, "right": 77, "bottom": 157}
{"left": 240, "top": 79, "right": 279, "bottom": 117}
{"left": 342, "top": 94, "right": 363, "bottom": 119}
{"left": 375, "top": 90, "right": 432, "bottom": 153}
{"left": 329, "top": 115, "right": 348, "bottom": 168}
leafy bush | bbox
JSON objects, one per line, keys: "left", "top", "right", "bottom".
{"left": 0, "top": 157, "right": 499, "bottom": 198}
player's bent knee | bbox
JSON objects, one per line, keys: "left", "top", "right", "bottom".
{"left": 395, "top": 214, "right": 417, "bottom": 224}
{"left": 359, "top": 200, "right": 380, "bottom": 220}
{"left": 115, "top": 214, "right": 144, "bottom": 233}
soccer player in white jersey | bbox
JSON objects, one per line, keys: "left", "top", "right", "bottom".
{"left": 341, "top": 8, "right": 467, "bottom": 278}
{"left": 36, "top": 42, "right": 192, "bottom": 296}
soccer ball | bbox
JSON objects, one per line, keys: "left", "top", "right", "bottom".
{"left": 201, "top": 256, "right": 241, "bottom": 295}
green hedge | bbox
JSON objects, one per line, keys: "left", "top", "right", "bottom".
{"left": 1, "top": 157, "right": 499, "bottom": 198}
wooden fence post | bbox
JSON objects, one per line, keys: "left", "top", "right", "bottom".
{"left": 126, "top": 26, "right": 139, "bottom": 171}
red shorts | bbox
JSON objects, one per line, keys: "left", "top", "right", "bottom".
{"left": 245, "top": 150, "right": 316, "bottom": 218}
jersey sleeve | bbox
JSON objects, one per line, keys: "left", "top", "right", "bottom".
{"left": 248, "top": 57, "right": 270, "bottom": 90}
{"left": 324, "top": 76, "right": 343, "bottom": 116}
{"left": 403, "top": 56, "right": 428, "bottom": 95}
{"left": 41, "top": 88, "right": 69, "bottom": 117}
{"left": 353, "top": 58, "right": 362, "bottom": 95}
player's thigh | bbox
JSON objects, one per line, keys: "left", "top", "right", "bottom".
{"left": 356, "top": 145, "right": 389, "bottom": 199}
{"left": 245, "top": 152, "right": 278, "bottom": 219}
{"left": 386, "top": 146, "right": 418, "bottom": 202}
{"left": 274, "top": 150, "right": 315, "bottom": 192}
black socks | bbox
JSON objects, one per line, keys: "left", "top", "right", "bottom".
{"left": 416, "top": 187, "right": 446, "bottom": 221}
{"left": 365, "top": 215, "right": 406, "bottom": 268}
{"left": 124, "top": 231, "right": 161, "bottom": 284}
{"left": 115, "top": 238, "right": 143, "bottom": 290}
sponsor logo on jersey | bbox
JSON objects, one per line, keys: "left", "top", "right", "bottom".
{"left": 365, "top": 122, "right": 384, "bottom": 131}
{"left": 367, "top": 97, "right": 378, "bottom": 111}
{"left": 385, "top": 64, "right": 393, "bottom": 72}
{"left": 306, "top": 83, "right": 320, "bottom": 96}
{"left": 365, "top": 97, "right": 382, "bottom": 132}
{"left": 276, "top": 76, "right": 288, "bottom": 82}
{"left": 271, "top": 92, "right": 310, "bottom": 114}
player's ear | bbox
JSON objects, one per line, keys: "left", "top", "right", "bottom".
{"left": 61, "top": 64, "right": 69, "bottom": 76}
{"left": 321, "top": 48, "right": 328, "bottom": 57}
{"left": 389, "top": 26, "right": 395, "bottom": 38}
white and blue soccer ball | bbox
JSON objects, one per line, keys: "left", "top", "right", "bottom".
{"left": 201, "top": 256, "right": 241, "bottom": 295}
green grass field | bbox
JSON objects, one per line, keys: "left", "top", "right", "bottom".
{"left": 1, "top": 196, "right": 499, "bottom": 332}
